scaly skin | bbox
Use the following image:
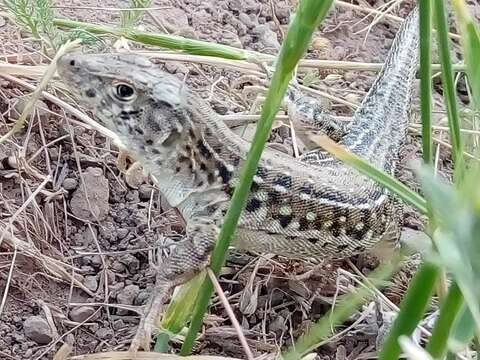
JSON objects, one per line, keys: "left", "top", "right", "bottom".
{"left": 57, "top": 6, "right": 419, "bottom": 352}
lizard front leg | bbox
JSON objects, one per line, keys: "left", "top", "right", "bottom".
{"left": 129, "top": 218, "right": 219, "bottom": 352}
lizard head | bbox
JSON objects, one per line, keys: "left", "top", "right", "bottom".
{"left": 57, "top": 53, "right": 190, "bottom": 156}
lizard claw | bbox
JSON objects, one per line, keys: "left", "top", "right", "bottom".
{"left": 129, "top": 316, "right": 154, "bottom": 353}
{"left": 129, "top": 280, "right": 171, "bottom": 353}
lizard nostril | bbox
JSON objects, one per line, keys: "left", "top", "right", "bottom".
{"left": 69, "top": 59, "right": 75, "bottom": 66}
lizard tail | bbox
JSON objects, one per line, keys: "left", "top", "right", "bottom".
{"left": 341, "top": 6, "right": 419, "bottom": 174}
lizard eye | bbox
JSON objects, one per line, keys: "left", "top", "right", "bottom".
{"left": 114, "top": 83, "right": 136, "bottom": 101}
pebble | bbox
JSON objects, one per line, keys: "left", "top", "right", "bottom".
{"left": 62, "top": 178, "right": 78, "bottom": 191}
{"left": 253, "top": 24, "right": 280, "bottom": 52}
{"left": 116, "top": 228, "right": 129, "bottom": 240}
{"left": 138, "top": 184, "right": 153, "bottom": 201}
{"left": 70, "top": 167, "right": 109, "bottom": 221}
{"left": 23, "top": 316, "right": 52, "bottom": 345}
{"left": 116, "top": 284, "right": 140, "bottom": 315}
{"left": 95, "top": 327, "right": 114, "bottom": 340}
{"left": 69, "top": 306, "right": 97, "bottom": 323}
{"left": 119, "top": 254, "right": 140, "bottom": 273}
{"left": 84, "top": 275, "right": 98, "bottom": 292}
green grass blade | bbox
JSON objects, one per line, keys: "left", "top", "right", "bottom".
{"left": 316, "top": 135, "right": 428, "bottom": 214}
{"left": 433, "top": 0, "right": 465, "bottom": 177}
{"left": 53, "top": 18, "right": 248, "bottom": 60}
{"left": 179, "top": 0, "right": 334, "bottom": 355}
{"left": 448, "top": 304, "right": 477, "bottom": 352}
{"left": 420, "top": 0, "right": 433, "bottom": 165}
{"left": 425, "top": 282, "right": 464, "bottom": 358}
{"left": 452, "top": 0, "right": 480, "bottom": 111}
{"left": 282, "top": 255, "right": 401, "bottom": 360}
{"left": 378, "top": 261, "right": 439, "bottom": 360}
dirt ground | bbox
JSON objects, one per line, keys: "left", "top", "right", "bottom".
{"left": 0, "top": 0, "right": 467, "bottom": 359}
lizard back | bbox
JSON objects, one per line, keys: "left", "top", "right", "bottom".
{"left": 56, "top": 7, "right": 419, "bottom": 261}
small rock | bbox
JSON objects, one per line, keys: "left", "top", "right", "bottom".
{"left": 48, "top": 147, "right": 59, "bottom": 159}
{"left": 311, "top": 36, "right": 331, "bottom": 51}
{"left": 95, "top": 327, "right": 114, "bottom": 340}
{"left": 238, "top": 13, "right": 257, "bottom": 28}
{"left": 84, "top": 275, "right": 98, "bottom": 292}
{"left": 24, "top": 349, "right": 33, "bottom": 358}
{"left": 116, "top": 228, "right": 129, "bottom": 240}
{"left": 119, "top": 254, "right": 140, "bottom": 273}
{"left": 70, "top": 167, "right": 109, "bottom": 221}
{"left": 117, "top": 284, "right": 139, "bottom": 305}
{"left": 125, "top": 190, "right": 139, "bottom": 202}
{"left": 153, "top": 7, "right": 190, "bottom": 34}
{"left": 23, "top": 316, "right": 52, "bottom": 345}
{"left": 274, "top": 1, "right": 290, "bottom": 22}
{"left": 219, "top": 31, "right": 242, "bottom": 48}
{"left": 269, "top": 315, "right": 286, "bottom": 333}
{"left": 138, "top": 184, "right": 153, "bottom": 201}
{"left": 69, "top": 306, "right": 97, "bottom": 323}
{"left": 111, "top": 261, "right": 127, "bottom": 273}
{"left": 124, "top": 162, "right": 147, "bottom": 189}
{"left": 77, "top": 226, "right": 98, "bottom": 247}
{"left": 113, "top": 319, "right": 125, "bottom": 330}
{"left": 63, "top": 178, "right": 78, "bottom": 191}
{"left": 254, "top": 24, "right": 280, "bottom": 52}
{"left": 135, "top": 290, "right": 150, "bottom": 306}
{"left": 116, "top": 284, "right": 140, "bottom": 315}
{"left": 165, "top": 62, "right": 189, "bottom": 74}
{"left": 90, "top": 255, "right": 103, "bottom": 268}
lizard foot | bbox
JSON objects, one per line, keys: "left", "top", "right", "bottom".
{"left": 129, "top": 280, "right": 172, "bottom": 353}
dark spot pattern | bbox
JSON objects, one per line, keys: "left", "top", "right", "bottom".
{"left": 278, "top": 215, "right": 293, "bottom": 228}
{"left": 267, "top": 191, "right": 281, "bottom": 205}
{"left": 336, "top": 244, "right": 349, "bottom": 251}
{"left": 197, "top": 140, "right": 212, "bottom": 159}
{"left": 217, "top": 163, "right": 232, "bottom": 184}
{"left": 246, "top": 198, "right": 262, "bottom": 212}
{"left": 274, "top": 174, "right": 292, "bottom": 189}
{"left": 298, "top": 217, "right": 309, "bottom": 231}
{"left": 299, "top": 183, "right": 314, "bottom": 197}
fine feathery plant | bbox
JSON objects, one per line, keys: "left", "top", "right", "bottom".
{"left": 120, "top": 0, "right": 152, "bottom": 29}
{"left": 2, "top": 0, "right": 59, "bottom": 50}
{"left": 2, "top": 0, "right": 154, "bottom": 52}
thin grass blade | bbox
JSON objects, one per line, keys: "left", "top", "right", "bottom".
{"left": 451, "top": 0, "right": 480, "bottom": 111}
{"left": 179, "top": 0, "right": 334, "bottom": 354}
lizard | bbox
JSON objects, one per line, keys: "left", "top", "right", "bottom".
{"left": 56, "top": 5, "right": 419, "bottom": 352}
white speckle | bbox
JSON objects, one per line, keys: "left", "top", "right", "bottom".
{"left": 279, "top": 205, "right": 292, "bottom": 215}
{"left": 226, "top": 164, "right": 235, "bottom": 172}
{"left": 355, "top": 222, "right": 364, "bottom": 230}
{"left": 306, "top": 212, "right": 317, "bottom": 221}
{"left": 254, "top": 191, "right": 268, "bottom": 202}
{"left": 274, "top": 184, "right": 287, "bottom": 193}
{"left": 253, "top": 175, "right": 264, "bottom": 184}
{"left": 288, "top": 221, "right": 300, "bottom": 230}
{"left": 339, "top": 216, "right": 346, "bottom": 223}
{"left": 324, "top": 220, "right": 333, "bottom": 229}
{"left": 300, "top": 193, "right": 311, "bottom": 201}
{"left": 253, "top": 207, "right": 268, "bottom": 221}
